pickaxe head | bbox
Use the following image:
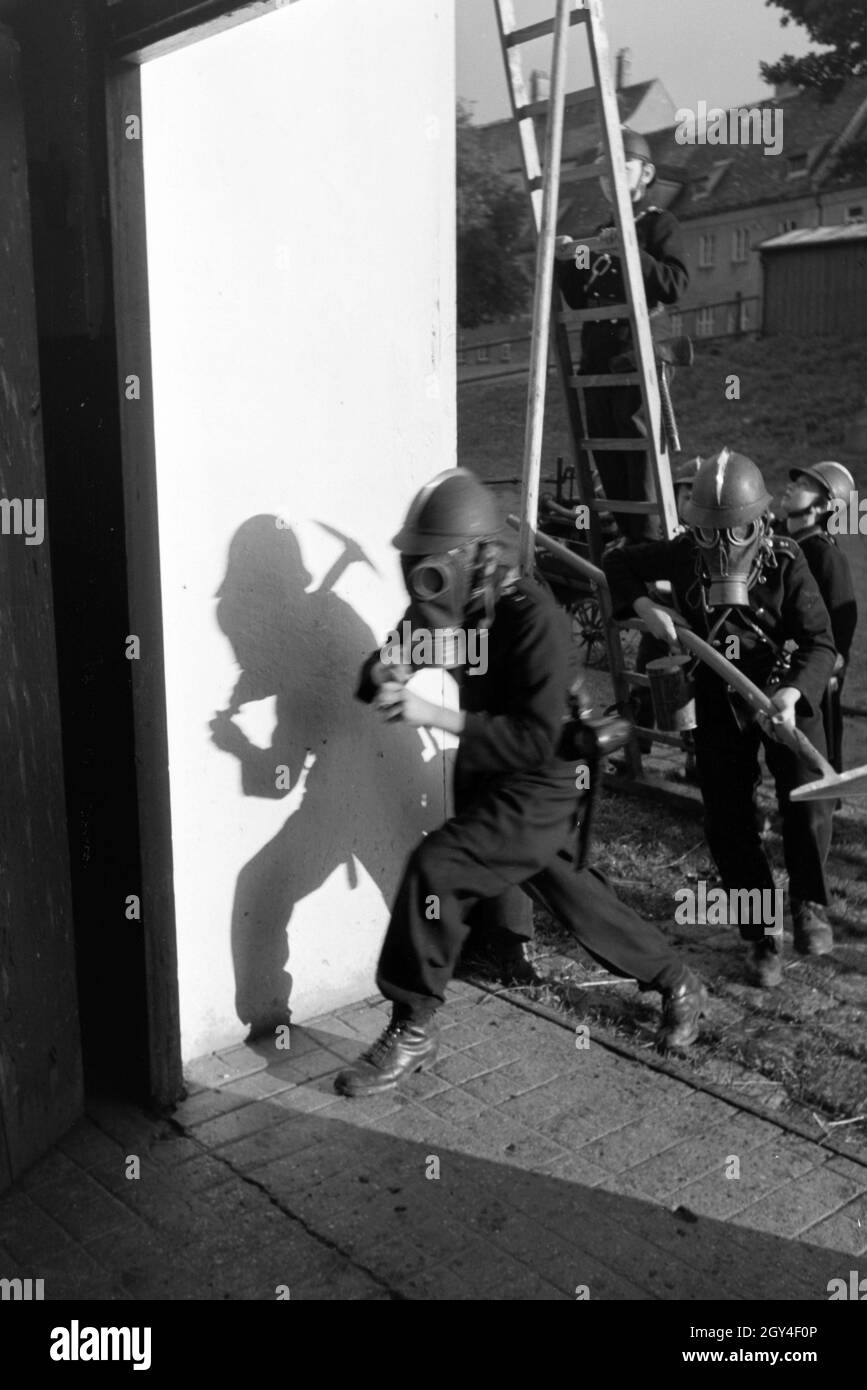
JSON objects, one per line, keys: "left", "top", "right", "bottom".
{"left": 313, "top": 521, "right": 379, "bottom": 593}
{"left": 791, "top": 765, "right": 867, "bottom": 802}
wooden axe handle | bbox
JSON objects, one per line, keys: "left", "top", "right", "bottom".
{"left": 673, "top": 625, "right": 836, "bottom": 781}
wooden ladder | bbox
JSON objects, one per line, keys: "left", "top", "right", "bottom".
{"left": 494, "top": 0, "right": 681, "bottom": 774}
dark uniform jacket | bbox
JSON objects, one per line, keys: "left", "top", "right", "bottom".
{"left": 555, "top": 202, "right": 689, "bottom": 374}
{"left": 789, "top": 527, "right": 857, "bottom": 664}
{"left": 604, "top": 532, "right": 838, "bottom": 724}
{"left": 357, "top": 577, "right": 580, "bottom": 782}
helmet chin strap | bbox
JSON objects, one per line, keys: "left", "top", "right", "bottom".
{"left": 464, "top": 541, "right": 502, "bottom": 629}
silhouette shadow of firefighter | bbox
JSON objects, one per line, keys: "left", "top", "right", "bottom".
{"left": 210, "top": 515, "right": 442, "bottom": 1039}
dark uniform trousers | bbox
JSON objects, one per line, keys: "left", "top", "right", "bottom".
{"left": 376, "top": 758, "right": 686, "bottom": 1020}
{"left": 584, "top": 385, "right": 661, "bottom": 544}
{"left": 692, "top": 697, "right": 832, "bottom": 938}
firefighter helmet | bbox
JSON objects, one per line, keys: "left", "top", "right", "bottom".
{"left": 789, "top": 460, "right": 855, "bottom": 507}
{"left": 682, "top": 448, "right": 772, "bottom": 530}
{"left": 673, "top": 456, "right": 702, "bottom": 489}
{"left": 392, "top": 468, "right": 500, "bottom": 554}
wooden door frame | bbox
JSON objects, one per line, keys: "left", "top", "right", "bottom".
{"left": 104, "top": 1, "right": 296, "bottom": 1103}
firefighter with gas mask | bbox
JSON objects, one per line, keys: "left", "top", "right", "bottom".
{"left": 777, "top": 461, "right": 858, "bottom": 774}
{"left": 604, "top": 449, "right": 839, "bottom": 986}
{"left": 335, "top": 469, "right": 707, "bottom": 1097}
{"left": 554, "top": 127, "right": 689, "bottom": 543}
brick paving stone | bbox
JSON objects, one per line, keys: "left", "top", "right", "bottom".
{"left": 604, "top": 1111, "right": 785, "bottom": 1203}
{"left": 56, "top": 1120, "right": 127, "bottom": 1170}
{"left": 170, "top": 1154, "right": 236, "bottom": 1193}
{"left": 534, "top": 1150, "right": 612, "bottom": 1187}
{"left": 462, "top": 1066, "right": 537, "bottom": 1107}
{"left": 28, "top": 1176, "right": 139, "bottom": 1245}
{"left": 430, "top": 1048, "right": 506, "bottom": 1087}
{"left": 731, "top": 1161, "right": 865, "bottom": 1239}
{"left": 209, "top": 1116, "right": 323, "bottom": 1173}
{"left": 219, "top": 1070, "right": 297, "bottom": 1101}
{"left": 397, "top": 1260, "right": 478, "bottom": 1300}
{"left": 267, "top": 1048, "right": 343, "bottom": 1085}
{"left": 416, "top": 1086, "right": 489, "bottom": 1123}
{"left": 84, "top": 1226, "right": 210, "bottom": 1299}
{"left": 269, "top": 1084, "right": 345, "bottom": 1116}
{"left": 193, "top": 1100, "right": 306, "bottom": 1151}
{"left": 171, "top": 1086, "right": 254, "bottom": 1129}
{"left": 799, "top": 1192, "right": 867, "bottom": 1256}
{"left": 17, "top": 1149, "right": 81, "bottom": 1192}
{"left": 204, "top": 1046, "right": 272, "bottom": 1085}
{"left": 669, "top": 1136, "right": 823, "bottom": 1222}
{"left": 434, "top": 1020, "right": 489, "bottom": 1051}
{"left": 577, "top": 1091, "right": 724, "bottom": 1174}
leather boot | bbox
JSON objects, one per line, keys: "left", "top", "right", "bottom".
{"left": 747, "top": 935, "right": 783, "bottom": 987}
{"left": 791, "top": 901, "right": 834, "bottom": 956}
{"left": 334, "top": 1017, "right": 438, "bottom": 1097}
{"left": 657, "top": 969, "right": 707, "bottom": 1052}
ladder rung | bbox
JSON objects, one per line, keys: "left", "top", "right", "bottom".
{"left": 580, "top": 438, "right": 651, "bottom": 452}
{"left": 518, "top": 87, "right": 595, "bottom": 120}
{"left": 504, "top": 10, "right": 587, "bottom": 48}
{"left": 586, "top": 498, "right": 659, "bottom": 514}
{"left": 571, "top": 373, "right": 641, "bottom": 388}
{"left": 560, "top": 306, "right": 631, "bottom": 324}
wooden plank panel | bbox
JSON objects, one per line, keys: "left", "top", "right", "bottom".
{"left": 0, "top": 23, "right": 82, "bottom": 1187}
{"left": 104, "top": 59, "right": 183, "bottom": 1106}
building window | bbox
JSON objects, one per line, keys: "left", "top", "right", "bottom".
{"left": 787, "top": 153, "right": 808, "bottom": 178}
{"left": 476, "top": 345, "right": 489, "bottom": 363}
{"left": 778, "top": 217, "right": 798, "bottom": 234}
{"left": 846, "top": 205, "right": 865, "bottom": 224}
{"left": 698, "top": 233, "right": 716, "bottom": 267}
{"left": 499, "top": 343, "right": 512, "bottom": 363}
{"left": 669, "top": 312, "right": 683, "bottom": 335}
{"left": 457, "top": 350, "right": 466, "bottom": 367}
{"left": 696, "top": 306, "right": 715, "bottom": 338}
{"left": 731, "top": 228, "right": 749, "bottom": 262}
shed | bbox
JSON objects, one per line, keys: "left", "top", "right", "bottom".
{"left": 760, "top": 223, "right": 867, "bottom": 337}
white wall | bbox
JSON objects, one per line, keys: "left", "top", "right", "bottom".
{"left": 141, "top": 0, "right": 456, "bottom": 1061}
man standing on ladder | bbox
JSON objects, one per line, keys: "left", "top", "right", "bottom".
{"left": 554, "top": 128, "right": 688, "bottom": 543}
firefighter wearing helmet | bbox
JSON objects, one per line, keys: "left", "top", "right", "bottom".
{"left": 777, "top": 462, "right": 858, "bottom": 773}
{"left": 554, "top": 126, "right": 689, "bottom": 543}
{"left": 605, "top": 448, "right": 839, "bottom": 986}
{"left": 335, "top": 468, "right": 707, "bottom": 1097}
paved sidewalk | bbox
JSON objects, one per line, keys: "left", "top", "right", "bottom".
{"left": 2, "top": 981, "right": 866, "bottom": 1300}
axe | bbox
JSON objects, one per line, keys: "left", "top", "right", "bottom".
{"left": 671, "top": 624, "right": 867, "bottom": 803}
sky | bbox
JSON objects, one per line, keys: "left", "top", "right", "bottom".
{"left": 456, "top": 0, "right": 816, "bottom": 124}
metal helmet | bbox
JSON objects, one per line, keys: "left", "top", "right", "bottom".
{"left": 673, "top": 456, "right": 702, "bottom": 489}
{"left": 621, "top": 127, "right": 652, "bottom": 164}
{"left": 788, "top": 460, "right": 855, "bottom": 507}
{"left": 596, "top": 127, "right": 653, "bottom": 168}
{"left": 682, "top": 448, "right": 772, "bottom": 530}
{"left": 392, "top": 468, "right": 500, "bottom": 554}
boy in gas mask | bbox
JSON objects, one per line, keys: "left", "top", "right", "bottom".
{"left": 777, "top": 462, "right": 857, "bottom": 773}
{"left": 604, "top": 449, "right": 838, "bottom": 986}
{"left": 335, "top": 469, "right": 706, "bottom": 1097}
{"left": 554, "top": 126, "right": 689, "bottom": 543}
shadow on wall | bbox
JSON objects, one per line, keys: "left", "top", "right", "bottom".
{"left": 209, "top": 515, "right": 443, "bottom": 1039}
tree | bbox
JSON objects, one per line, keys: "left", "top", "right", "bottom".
{"left": 456, "top": 101, "right": 529, "bottom": 329}
{"left": 760, "top": 1, "right": 867, "bottom": 95}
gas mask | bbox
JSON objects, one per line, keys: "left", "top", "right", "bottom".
{"left": 692, "top": 514, "right": 769, "bottom": 609}
{"left": 400, "top": 541, "right": 498, "bottom": 662}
